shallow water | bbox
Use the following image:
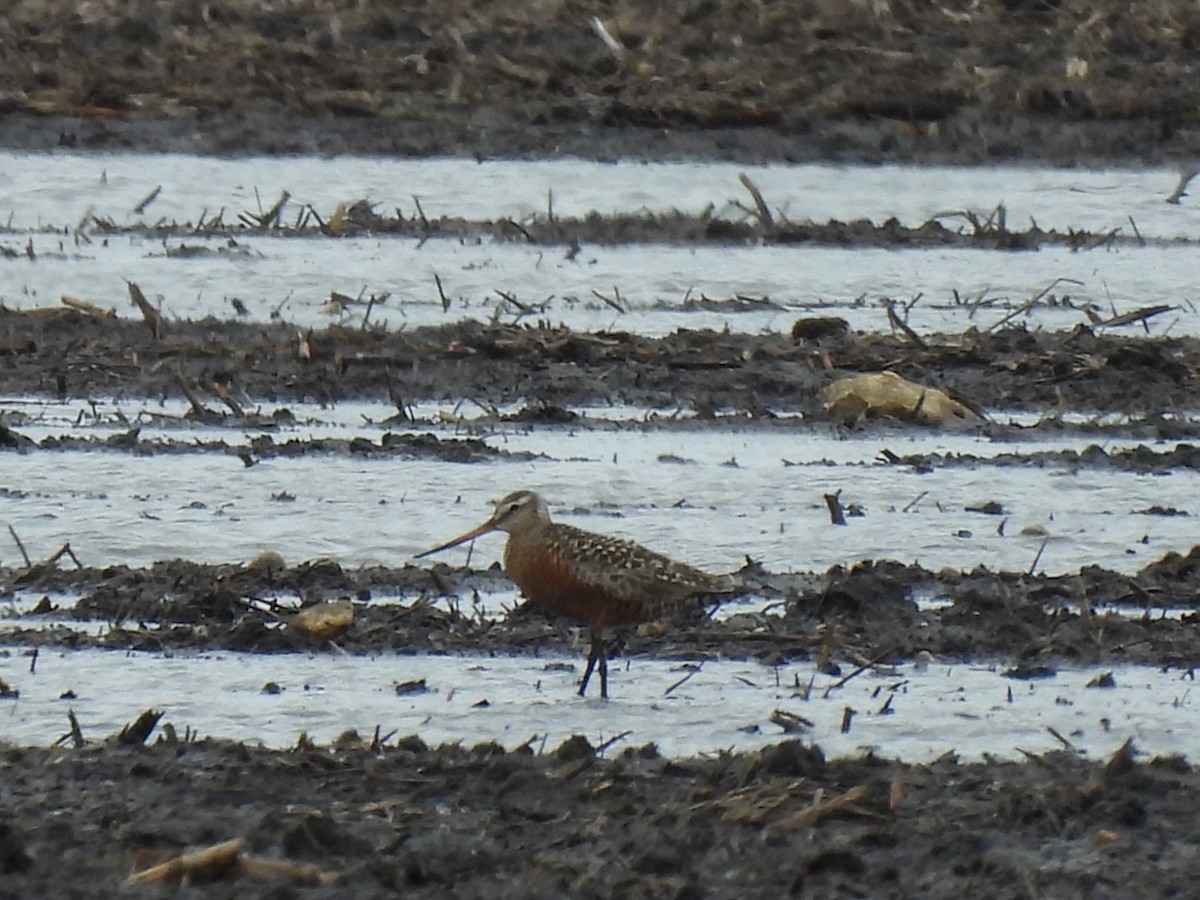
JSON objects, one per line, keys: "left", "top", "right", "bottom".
{"left": 2, "top": 231, "right": 1196, "bottom": 337}
{"left": 6, "top": 394, "right": 1183, "bottom": 458}
{"left": 1, "top": 418, "right": 1195, "bottom": 576}
{"left": 1, "top": 152, "right": 1194, "bottom": 237}
{"left": 0, "top": 153, "right": 1196, "bottom": 336}
{"left": 0, "top": 646, "right": 1191, "bottom": 762}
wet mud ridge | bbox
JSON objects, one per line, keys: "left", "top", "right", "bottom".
{"left": 2, "top": 310, "right": 1199, "bottom": 432}
{"left": 67, "top": 190, "right": 1184, "bottom": 250}
{"left": 3, "top": 733, "right": 1199, "bottom": 899}
{"left": 4, "top": 546, "right": 1200, "bottom": 664}
{"left": 3, "top": 0, "right": 1200, "bottom": 164}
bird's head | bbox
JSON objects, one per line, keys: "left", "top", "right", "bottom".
{"left": 415, "top": 490, "right": 551, "bottom": 558}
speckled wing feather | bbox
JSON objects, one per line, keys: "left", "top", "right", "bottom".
{"left": 549, "top": 523, "right": 734, "bottom": 604}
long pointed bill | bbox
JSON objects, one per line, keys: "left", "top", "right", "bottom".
{"left": 414, "top": 519, "right": 498, "bottom": 558}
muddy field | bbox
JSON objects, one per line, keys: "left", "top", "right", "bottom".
{"left": 3, "top": 734, "right": 1199, "bottom": 900}
{"left": 2, "top": 311, "right": 1198, "bottom": 426}
{"left": 3, "top": 1, "right": 1200, "bottom": 897}
{"left": 3, "top": 306, "right": 1199, "bottom": 900}
{"left": 3, "top": 0, "right": 1200, "bottom": 165}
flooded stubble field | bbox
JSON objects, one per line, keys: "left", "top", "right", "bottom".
{"left": 7, "top": 1, "right": 1200, "bottom": 894}
{"left": 2, "top": 153, "right": 1200, "bottom": 899}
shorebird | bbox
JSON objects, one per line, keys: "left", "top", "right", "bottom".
{"left": 416, "top": 490, "right": 733, "bottom": 698}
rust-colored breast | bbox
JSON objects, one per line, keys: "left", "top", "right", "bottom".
{"left": 504, "top": 533, "right": 650, "bottom": 629}
{"left": 503, "top": 522, "right": 728, "bottom": 630}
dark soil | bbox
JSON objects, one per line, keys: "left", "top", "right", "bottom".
{"left": 3, "top": 0, "right": 1200, "bottom": 165}
{"left": 4, "top": 2, "right": 1200, "bottom": 896}
{"left": 2, "top": 311, "right": 1198, "bottom": 426}
{"left": 5, "top": 734, "right": 1197, "bottom": 900}
{"left": 5, "top": 545, "right": 1200, "bottom": 666}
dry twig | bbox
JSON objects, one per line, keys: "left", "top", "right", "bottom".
{"left": 664, "top": 663, "right": 703, "bottom": 696}
{"left": 208, "top": 382, "right": 245, "bottom": 418}
{"left": 174, "top": 370, "right": 214, "bottom": 419}
{"left": 7, "top": 525, "right": 30, "bottom": 568}
{"left": 1165, "top": 168, "right": 1198, "bottom": 205}
{"left": 133, "top": 185, "right": 162, "bottom": 215}
{"left": 594, "top": 730, "right": 633, "bottom": 754}
{"left": 126, "top": 281, "right": 167, "bottom": 339}
{"left": 60, "top": 295, "right": 114, "bottom": 318}
{"left": 117, "top": 709, "right": 163, "bottom": 746}
{"left": 884, "top": 298, "right": 927, "bottom": 348}
{"left": 43, "top": 543, "right": 82, "bottom": 569}
{"left": 590, "top": 16, "right": 625, "bottom": 60}
{"left": 434, "top": 273, "right": 451, "bottom": 312}
{"left": 823, "top": 490, "right": 847, "bottom": 526}
{"left": 823, "top": 646, "right": 895, "bottom": 698}
{"left": 987, "top": 278, "right": 1083, "bottom": 332}
{"left": 738, "top": 173, "right": 776, "bottom": 233}
{"left": 1096, "top": 304, "right": 1172, "bottom": 331}
{"left": 772, "top": 784, "right": 871, "bottom": 830}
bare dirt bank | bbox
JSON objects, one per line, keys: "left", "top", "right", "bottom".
{"left": 3, "top": 734, "right": 1195, "bottom": 900}
{"left": 2, "top": 0, "right": 1200, "bottom": 164}
{"left": 2, "top": 310, "right": 1197, "bottom": 424}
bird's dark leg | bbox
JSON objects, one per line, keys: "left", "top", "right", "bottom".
{"left": 598, "top": 648, "right": 609, "bottom": 700}
{"left": 579, "top": 646, "right": 597, "bottom": 696}
{"left": 579, "top": 630, "right": 609, "bottom": 699}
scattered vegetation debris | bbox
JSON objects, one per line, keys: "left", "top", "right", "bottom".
{"left": 657, "top": 453, "right": 695, "bottom": 465}
{"left": 125, "top": 281, "right": 167, "bottom": 340}
{"left": 554, "top": 734, "right": 595, "bottom": 762}
{"left": 822, "top": 371, "right": 981, "bottom": 427}
{"left": 1, "top": 314, "right": 1199, "bottom": 432}
{"left": 1166, "top": 168, "right": 1199, "bottom": 205}
{"left": 289, "top": 600, "right": 354, "bottom": 638}
{"left": 823, "top": 490, "right": 847, "bottom": 526}
{"left": 1105, "top": 737, "right": 1139, "bottom": 778}
{"left": 768, "top": 709, "right": 813, "bottom": 734}
{"left": 1002, "top": 663, "right": 1058, "bottom": 680}
{"left": 791, "top": 316, "right": 850, "bottom": 342}
{"left": 772, "top": 784, "right": 872, "bottom": 831}
{"left": 60, "top": 295, "right": 114, "bottom": 318}
{"left": 127, "top": 837, "right": 337, "bottom": 887}
{"left": 507, "top": 404, "right": 578, "bottom": 425}
{"left": 117, "top": 709, "right": 164, "bottom": 746}
{"left": 965, "top": 501, "right": 1006, "bottom": 515}
{"left": 394, "top": 678, "right": 431, "bottom": 696}
{"left": 1092, "top": 304, "right": 1174, "bottom": 331}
